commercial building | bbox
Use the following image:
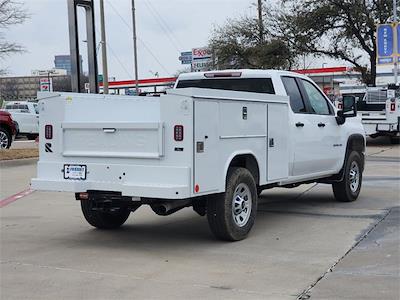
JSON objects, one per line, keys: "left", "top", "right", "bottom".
{"left": 0, "top": 74, "right": 70, "bottom": 102}
{"left": 54, "top": 55, "right": 83, "bottom": 75}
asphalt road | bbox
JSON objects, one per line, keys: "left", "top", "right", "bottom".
{"left": 0, "top": 140, "right": 399, "bottom": 299}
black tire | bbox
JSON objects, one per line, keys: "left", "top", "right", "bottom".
{"left": 0, "top": 128, "right": 11, "bottom": 149}
{"left": 390, "top": 136, "right": 400, "bottom": 145}
{"left": 27, "top": 134, "right": 38, "bottom": 140}
{"left": 332, "top": 151, "right": 363, "bottom": 202}
{"left": 207, "top": 167, "right": 258, "bottom": 241}
{"left": 81, "top": 200, "right": 131, "bottom": 229}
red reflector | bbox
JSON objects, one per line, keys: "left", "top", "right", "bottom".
{"left": 391, "top": 103, "right": 396, "bottom": 111}
{"left": 45, "top": 125, "right": 53, "bottom": 139}
{"left": 195, "top": 184, "right": 199, "bottom": 193}
{"left": 204, "top": 72, "right": 242, "bottom": 78}
{"left": 174, "top": 125, "right": 184, "bottom": 141}
{"left": 79, "top": 192, "right": 89, "bottom": 200}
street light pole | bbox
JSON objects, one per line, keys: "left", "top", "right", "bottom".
{"left": 394, "top": 0, "right": 398, "bottom": 85}
{"left": 99, "top": 0, "right": 109, "bottom": 94}
{"left": 131, "top": 0, "right": 139, "bottom": 94}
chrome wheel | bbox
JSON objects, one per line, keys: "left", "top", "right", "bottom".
{"left": 0, "top": 131, "right": 9, "bottom": 149}
{"left": 349, "top": 161, "right": 360, "bottom": 193}
{"left": 232, "top": 183, "right": 252, "bottom": 227}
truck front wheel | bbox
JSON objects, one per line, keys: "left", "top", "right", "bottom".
{"left": 81, "top": 200, "right": 131, "bottom": 229}
{"left": 332, "top": 151, "right": 363, "bottom": 202}
{"left": 207, "top": 167, "right": 258, "bottom": 241}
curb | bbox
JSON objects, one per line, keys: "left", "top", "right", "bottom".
{"left": 0, "top": 157, "right": 38, "bottom": 167}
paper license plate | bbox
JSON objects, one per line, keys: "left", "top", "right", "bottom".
{"left": 64, "top": 164, "right": 87, "bottom": 180}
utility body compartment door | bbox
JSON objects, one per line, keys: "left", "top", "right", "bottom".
{"left": 194, "top": 101, "right": 219, "bottom": 194}
{"left": 267, "top": 103, "right": 289, "bottom": 181}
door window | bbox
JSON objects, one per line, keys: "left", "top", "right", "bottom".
{"left": 281, "top": 77, "right": 306, "bottom": 113}
{"left": 301, "top": 80, "right": 331, "bottom": 115}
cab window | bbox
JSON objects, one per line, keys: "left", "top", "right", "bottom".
{"left": 300, "top": 79, "right": 332, "bottom": 115}
{"left": 281, "top": 77, "right": 307, "bottom": 113}
{"left": 176, "top": 78, "right": 275, "bottom": 94}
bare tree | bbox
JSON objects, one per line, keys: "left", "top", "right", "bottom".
{"left": 0, "top": 0, "right": 28, "bottom": 74}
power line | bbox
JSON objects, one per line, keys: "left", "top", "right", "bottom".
{"left": 95, "top": 28, "right": 133, "bottom": 79}
{"left": 143, "top": 0, "right": 183, "bottom": 51}
{"left": 105, "top": 0, "right": 171, "bottom": 76}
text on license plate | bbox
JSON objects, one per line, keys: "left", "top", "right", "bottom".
{"left": 64, "top": 164, "right": 87, "bottom": 180}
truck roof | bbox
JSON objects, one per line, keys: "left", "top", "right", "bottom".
{"left": 177, "top": 69, "right": 307, "bottom": 81}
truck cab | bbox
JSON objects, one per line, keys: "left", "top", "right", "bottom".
{"left": 32, "top": 69, "right": 365, "bottom": 241}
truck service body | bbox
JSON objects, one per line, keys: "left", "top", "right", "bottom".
{"left": 32, "top": 70, "right": 366, "bottom": 240}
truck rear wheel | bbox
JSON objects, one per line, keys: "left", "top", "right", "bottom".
{"left": 332, "top": 151, "right": 363, "bottom": 202}
{"left": 207, "top": 167, "right": 258, "bottom": 241}
{"left": 81, "top": 200, "right": 131, "bottom": 229}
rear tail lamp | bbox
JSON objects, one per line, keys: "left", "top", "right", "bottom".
{"left": 45, "top": 125, "right": 53, "bottom": 139}
{"left": 390, "top": 103, "right": 396, "bottom": 111}
{"left": 174, "top": 125, "right": 184, "bottom": 141}
{"left": 204, "top": 72, "right": 242, "bottom": 78}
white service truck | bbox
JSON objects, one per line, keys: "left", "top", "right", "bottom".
{"left": 357, "top": 88, "right": 400, "bottom": 144}
{"left": 4, "top": 101, "right": 40, "bottom": 139}
{"left": 32, "top": 70, "right": 365, "bottom": 241}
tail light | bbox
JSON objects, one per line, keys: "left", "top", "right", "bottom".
{"left": 174, "top": 125, "right": 184, "bottom": 141}
{"left": 45, "top": 125, "right": 53, "bottom": 139}
{"left": 204, "top": 72, "right": 242, "bottom": 78}
{"left": 390, "top": 103, "right": 396, "bottom": 112}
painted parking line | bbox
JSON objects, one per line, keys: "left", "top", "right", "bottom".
{"left": 0, "top": 189, "right": 35, "bottom": 208}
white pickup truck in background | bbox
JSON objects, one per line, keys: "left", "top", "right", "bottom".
{"left": 357, "top": 88, "right": 399, "bottom": 144}
{"left": 32, "top": 70, "right": 365, "bottom": 241}
{"left": 3, "top": 101, "right": 39, "bottom": 140}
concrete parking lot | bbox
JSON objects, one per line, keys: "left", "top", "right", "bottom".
{"left": 1, "top": 138, "right": 399, "bottom": 300}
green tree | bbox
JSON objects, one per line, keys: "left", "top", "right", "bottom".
{"left": 0, "top": 0, "right": 28, "bottom": 75}
{"left": 209, "top": 14, "right": 296, "bottom": 70}
{"left": 272, "top": 0, "right": 398, "bottom": 85}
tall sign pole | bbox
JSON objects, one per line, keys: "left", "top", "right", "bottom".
{"left": 99, "top": 0, "right": 109, "bottom": 94}
{"left": 131, "top": 0, "right": 139, "bottom": 94}
{"left": 394, "top": 0, "right": 398, "bottom": 85}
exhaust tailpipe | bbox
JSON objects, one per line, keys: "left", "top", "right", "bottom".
{"left": 151, "top": 199, "right": 192, "bottom": 216}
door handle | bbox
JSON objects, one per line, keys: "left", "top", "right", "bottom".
{"left": 103, "top": 128, "right": 116, "bottom": 133}
{"left": 295, "top": 122, "right": 304, "bottom": 127}
{"left": 318, "top": 123, "right": 326, "bottom": 127}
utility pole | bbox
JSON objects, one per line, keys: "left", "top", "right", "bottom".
{"left": 258, "top": 0, "right": 264, "bottom": 43}
{"left": 394, "top": 0, "right": 398, "bottom": 85}
{"left": 131, "top": 0, "right": 140, "bottom": 94}
{"left": 99, "top": 0, "right": 109, "bottom": 94}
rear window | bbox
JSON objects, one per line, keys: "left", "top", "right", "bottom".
{"left": 176, "top": 78, "right": 275, "bottom": 94}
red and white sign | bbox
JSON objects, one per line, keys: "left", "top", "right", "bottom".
{"left": 192, "top": 47, "right": 213, "bottom": 72}
{"left": 40, "top": 78, "right": 52, "bottom": 92}
{"left": 192, "top": 47, "right": 212, "bottom": 60}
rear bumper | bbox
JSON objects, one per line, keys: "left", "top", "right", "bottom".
{"left": 31, "top": 161, "right": 192, "bottom": 199}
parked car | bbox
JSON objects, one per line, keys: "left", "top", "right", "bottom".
{"left": 0, "top": 111, "right": 17, "bottom": 149}
{"left": 32, "top": 70, "right": 365, "bottom": 241}
{"left": 4, "top": 101, "right": 39, "bottom": 140}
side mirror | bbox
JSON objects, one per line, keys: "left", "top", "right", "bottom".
{"left": 336, "top": 95, "right": 357, "bottom": 125}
